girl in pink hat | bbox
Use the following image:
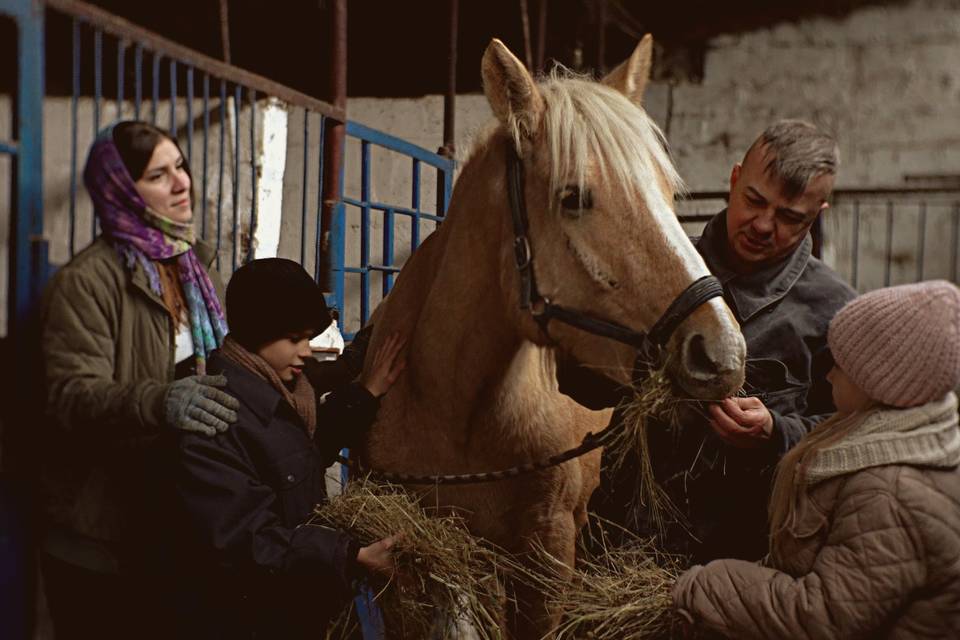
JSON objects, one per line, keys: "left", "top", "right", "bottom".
{"left": 672, "top": 280, "right": 960, "bottom": 639}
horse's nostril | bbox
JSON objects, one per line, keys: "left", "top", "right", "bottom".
{"left": 684, "top": 333, "right": 721, "bottom": 377}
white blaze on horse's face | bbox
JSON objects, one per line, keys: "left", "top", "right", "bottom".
{"left": 482, "top": 36, "right": 746, "bottom": 400}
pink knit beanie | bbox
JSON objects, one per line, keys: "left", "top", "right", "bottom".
{"left": 828, "top": 280, "right": 960, "bottom": 408}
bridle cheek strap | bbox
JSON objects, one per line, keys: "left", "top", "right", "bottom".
{"left": 505, "top": 144, "right": 724, "bottom": 350}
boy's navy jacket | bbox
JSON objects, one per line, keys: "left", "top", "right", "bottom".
{"left": 174, "top": 350, "right": 378, "bottom": 636}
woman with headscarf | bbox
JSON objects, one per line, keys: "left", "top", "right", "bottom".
{"left": 38, "top": 121, "right": 238, "bottom": 638}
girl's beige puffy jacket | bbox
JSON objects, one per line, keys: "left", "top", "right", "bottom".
{"left": 673, "top": 394, "right": 960, "bottom": 639}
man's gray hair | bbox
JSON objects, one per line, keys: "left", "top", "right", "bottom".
{"left": 747, "top": 120, "right": 840, "bottom": 199}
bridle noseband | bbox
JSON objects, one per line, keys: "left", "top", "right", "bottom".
{"left": 506, "top": 145, "right": 724, "bottom": 351}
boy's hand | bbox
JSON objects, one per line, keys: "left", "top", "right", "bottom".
{"left": 361, "top": 332, "right": 406, "bottom": 397}
{"left": 356, "top": 535, "right": 399, "bottom": 577}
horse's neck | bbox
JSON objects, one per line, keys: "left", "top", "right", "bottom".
{"left": 396, "top": 141, "right": 549, "bottom": 427}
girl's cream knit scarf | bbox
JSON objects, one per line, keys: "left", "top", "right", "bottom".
{"left": 806, "top": 392, "right": 960, "bottom": 484}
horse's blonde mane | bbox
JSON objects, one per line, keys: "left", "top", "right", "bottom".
{"left": 467, "top": 67, "right": 684, "bottom": 215}
{"left": 539, "top": 68, "right": 684, "bottom": 213}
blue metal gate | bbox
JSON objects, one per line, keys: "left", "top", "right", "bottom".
{"left": 0, "top": 0, "right": 454, "bottom": 337}
{"left": 0, "top": 0, "right": 454, "bottom": 637}
{"left": 337, "top": 120, "right": 453, "bottom": 338}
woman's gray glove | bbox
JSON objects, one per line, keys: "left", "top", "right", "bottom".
{"left": 165, "top": 374, "right": 240, "bottom": 436}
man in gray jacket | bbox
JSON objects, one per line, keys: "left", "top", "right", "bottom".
{"left": 572, "top": 120, "right": 857, "bottom": 562}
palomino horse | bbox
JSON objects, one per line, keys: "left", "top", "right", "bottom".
{"left": 362, "top": 36, "right": 746, "bottom": 638}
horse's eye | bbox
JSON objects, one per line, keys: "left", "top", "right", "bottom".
{"left": 559, "top": 185, "right": 593, "bottom": 214}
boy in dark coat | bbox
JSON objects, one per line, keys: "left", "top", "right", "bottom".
{"left": 174, "top": 258, "right": 404, "bottom": 638}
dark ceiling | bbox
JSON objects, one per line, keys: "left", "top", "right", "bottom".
{"left": 34, "top": 0, "right": 898, "bottom": 99}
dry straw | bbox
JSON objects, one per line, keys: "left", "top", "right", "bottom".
{"left": 315, "top": 484, "right": 688, "bottom": 640}
{"left": 314, "top": 362, "right": 696, "bottom": 639}
{"left": 514, "top": 519, "right": 686, "bottom": 640}
{"left": 603, "top": 360, "right": 688, "bottom": 534}
{"left": 310, "top": 480, "right": 510, "bottom": 639}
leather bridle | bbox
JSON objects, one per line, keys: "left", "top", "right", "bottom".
{"left": 506, "top": 144, "right": 724, "bottom": 351}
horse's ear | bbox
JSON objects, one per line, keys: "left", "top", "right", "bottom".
{"left": 482, "top": 39, "right": 544, "bottom": 145}
{"left": 602, "top": 33, "right": 653, "bottom": 106}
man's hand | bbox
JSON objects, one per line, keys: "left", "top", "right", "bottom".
{"left": 707, "top": 396, "right": 773, "bottom": 448}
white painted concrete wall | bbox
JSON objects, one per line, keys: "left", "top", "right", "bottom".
{"left": 338, "top": 0, "right": 960, "bottom": 301}
{"left": 3, "top": 0, "right": 958, "bottom": 335}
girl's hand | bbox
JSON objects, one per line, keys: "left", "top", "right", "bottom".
{"left": 361, "top": 333, "right": 406, "bottom": 397}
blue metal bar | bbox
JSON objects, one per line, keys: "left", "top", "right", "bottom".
{"left": 152, "top": 52, "right": 161, "bottom": 125}
{"left": 411, "top": 158, "right": 421, "bottom": 251}
{"left": 216, "top": 79, "right": 226, "bottom": 270}
{"left": 345, "top": 120, "right": 455, "bottom": 171}
{"left": 0, "top": 141, "right": 17, "bottom": 155}
{"left": 186, "top": 66, "right": 194, "bottom": 168}
{"left": 8, "top": 0, "right": 45, "bottom": 336}
{"left": 301, "top": 110, "right": 309, "bottom": 266}
{"left": 248, "top": 89, "right": 257, "bottom": 264}
{"left": 916, "top": 201, "right": 926, "bottom": 282}
{"left": 134, "top": 43, "right": 142, "bottom": 119}
{"left": 169, "top": 59, "right": 177, "bottom": 135}
{"left": 70, "top": 18, "right": 80, "bottom": 258}
{"left": 202, "top": 73, "right": 209, "bottom": 239}
{"left": 116, "top": 39, "right": 126, "bottom": 120}
{"left": 332, "top": 137, "right": 347, "bottom": 325}
{"left": 441, "top": 164, "right": 453, "bottom": 215}
{"left": 383, "top": 206, "right": 395, "bottom": 295}
{"left": 232, "top": 84, "right": 241, "bottom": 272}
{"left": 884, "top": 201, "right": 894, "bottom": 287}
{"left": 342, "top": 197, "right": 443, "bottom": 222}
{"left": 360, "top": 140, "right": 371, "bottom": 324}
{"left": 314, "top": 116, "right": 326, "bottom": 283}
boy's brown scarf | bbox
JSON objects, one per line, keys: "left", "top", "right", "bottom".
{"left": 220, "top": 335, "right": 317, "bottom": 436}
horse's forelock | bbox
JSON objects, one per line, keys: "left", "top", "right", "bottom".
{"left": 536, "top": 71, "right": 685, "bottom": 213}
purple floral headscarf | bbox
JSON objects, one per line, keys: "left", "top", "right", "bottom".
{"left": 83, "top": 124, "right": 227, "bottom": 374}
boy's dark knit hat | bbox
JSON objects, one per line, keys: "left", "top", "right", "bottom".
{"left": 226, "top": 258, "right": 332, "bottom": 351}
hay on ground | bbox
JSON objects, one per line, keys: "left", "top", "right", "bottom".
{"left": 513, "top": 518, "right": 687, "bottom": 640}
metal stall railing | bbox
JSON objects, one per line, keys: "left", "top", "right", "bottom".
{"left": 0, "top": 4, "right": 43, "bottom": 637}
{"left": 829, "top": 188, "right": 960, "bottom": 291}
{"left": 2, "top": 0, "right": 455, "bottom": 636}
{"left": 2, "top": 0, "right": 455, "bottom": 341}
{"left": 41, "top": 0, "right": 345, "bottom": 279}
{"left": 336, "top": 120, "right": 454, "bottom": 339}
{"left": 1, "top": 0, "right": 43, "bottom": 341}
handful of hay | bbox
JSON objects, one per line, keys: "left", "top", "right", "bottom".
{"left": 603, "top": 360, "right": 688, "bottom": 534}
{"left": 514, "top": 520, "right": 687, "bottom": 640}
{"left": 310, "top": 479, "right": 509, "bottom": 639}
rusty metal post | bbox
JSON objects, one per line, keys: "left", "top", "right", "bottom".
{"left": 435, "top": 0, "right": 458, "bottom": 215}
{"left": 319, "top": 0, "right": 347, "bottom": 293}
{"left": 520, "top": 0, "right": 533, "bottom": 71}
{"left": 217, "top": 0, "right": 231, "bottom": 64}
{"left": 595, "top": 0, "right": 606, "bottom": 74}
{"left": 535, "top": 0, "right": 548, "bottom": 72}
{"left": 441, "top": 0, "right": 458, "bottom": 157}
